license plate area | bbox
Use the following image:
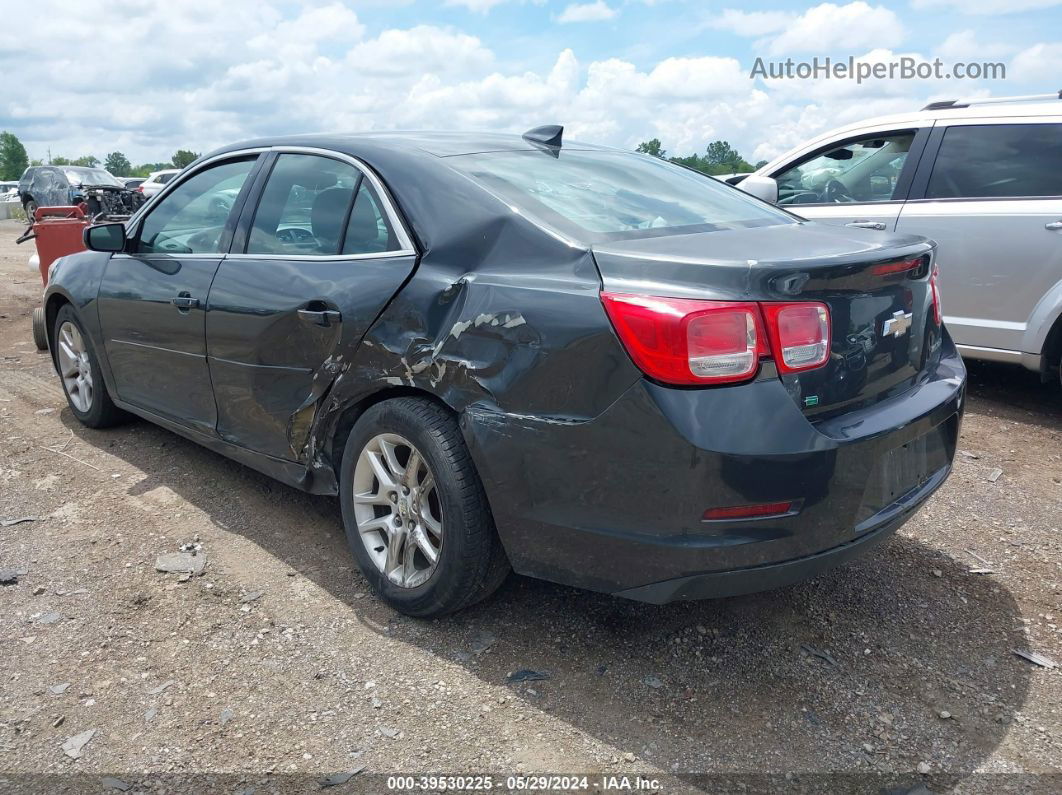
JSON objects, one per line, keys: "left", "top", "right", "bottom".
{"left": 856, "top": 418, "right": 955, "bottom": 528}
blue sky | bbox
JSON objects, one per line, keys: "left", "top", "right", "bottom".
{"left": 2, "top": 1, "right": 1060, "bottom": 165}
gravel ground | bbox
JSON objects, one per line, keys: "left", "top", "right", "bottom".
{"left": 0, "top": 219, "right": 1060, "bottom": 794}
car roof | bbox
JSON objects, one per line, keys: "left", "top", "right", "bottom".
{"left": 756, "top": 98, "right": 1062, "bottom": 174}
{"left": 211, "top": 130, "right": 617, "bottom": 159}
{"left": 818, "top": 100, "right": 1062, "bottom": 139}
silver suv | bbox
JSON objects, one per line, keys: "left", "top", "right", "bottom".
{"left": 739, "top": 92, "right": 1062, "bottom": 386}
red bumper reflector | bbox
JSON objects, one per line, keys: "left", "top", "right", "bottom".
{"left": 703, "top": 501, "right": 795, "bottom": 521}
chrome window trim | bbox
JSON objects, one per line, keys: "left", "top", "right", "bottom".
{"left": 124, "top": 147, "right": 270, "bottom": 231}
{"left": 124, "top": 145, "right": 418, "bottom": 260}
{"left": 224, "top": 250, "right": 415, "bottom": 262}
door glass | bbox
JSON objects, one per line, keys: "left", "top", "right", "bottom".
{"left": 926, "top": 124, "right": 1062, "bottom": 199}
{"left": 136, "top": 158, "right": 255, "bottom": 255}
{"left": 775, "top": 132, "right": 915, "bottom": 205}
{"left": 342, "top": 181, "right": 400, "bottom": 255}
{"left": 247, "top": 154, "right": 363, "bottom": 255}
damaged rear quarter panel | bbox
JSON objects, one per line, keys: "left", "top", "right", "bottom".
{"left": 304, "top": 147, "right": 642, "bottom": 501}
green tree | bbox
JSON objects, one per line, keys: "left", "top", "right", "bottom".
{"left": 665, "top": 140, "right": 756, "bottom": 176}
{"left": 705, "top": 140, "right": 743, "bottom": 170}
{"left": 104, "top": 151, "right": 132, "bottom": 176}
{"left": 71, "top": 155, "right": 100, "bottom": 167}
{"left": 51, "top": 156, "right": 71, "bottom": 165}
{"left": 0, "top": 131, "right": 29, "bottom": 180}
{"left": 636, "top": 138, "right": 667, "bottom": 159}
{"left": 131, "top": 162, "right": 172, "bottom": 178}
{"left": 754, "top": 159, "right": 768, "bottom": 170}
{"left": 171, "top": 149, "right": 200, "bottom": 169}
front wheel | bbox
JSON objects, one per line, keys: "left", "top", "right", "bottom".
{"left": 23, "top": 199, "right": 38, "bottom": 221}
{"left": 53, "top": 305, "right": 127, "bottom": 428}
{"left": 339, "top": 398, "right": 509, "bottom": 617}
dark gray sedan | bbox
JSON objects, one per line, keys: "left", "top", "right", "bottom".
{"left": 43, "top": 128, "right": 965, "bottom": 616}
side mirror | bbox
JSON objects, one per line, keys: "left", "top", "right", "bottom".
{"left": 739, "top": 174, "right": 779, "bottom": 204}
{"left": 83, "top": 222, "right": 126, "bottom": 253}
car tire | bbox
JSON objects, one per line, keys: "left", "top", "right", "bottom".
{"left": 23, "top": 199, "right": 38, "bottom": 220}
{"left": 32, "top": 307, "right": 48, "bottom": 351}
{"left": 339, "top": 397, "right": 510, "bottom": 618}
{"left": 53, "top": 305, "right": 127, "bottom": 428}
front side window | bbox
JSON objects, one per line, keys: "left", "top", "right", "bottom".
{"left": 135, "top": 158, "right": 256, "bottom": 255}
{"left": 926, "top": 124, "right": 1062, "bottom": 199}
{"left": 450, "top": 149, "right": 794, "bottom": 242}
{"left": 246, "top": 153, "right": 399, "bottom": 256}
{"left": 774, "top": 132, "right": 915, "bottom": 205}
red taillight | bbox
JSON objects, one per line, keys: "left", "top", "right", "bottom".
{"left": 760, "top": 302, "right": 831, "bottom": 374}
{"left": 602, "top": 293, "right": 833, "bottom": 385}
{"left": 870, "top": 257, "right": 922, "bottom": 276}
{"left": 929, "top": 263, "right": 942, "bottom": 325}
{"left": 703, "top": 501, "right": 795, "bottom": 521}
{"left": 601, "top": 294, "right": 768, "bottom": 385}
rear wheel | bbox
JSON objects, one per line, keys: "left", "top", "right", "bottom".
{"left": 339, "top": 398, "right": 509, "bottom": 617}
{"left": 32, "top": 307, "right": 48, "bottom": 351}
{"left": 23, "top": 199, "right": 38, "bottom": 220}
{"left": 53, "top": 305, "right": 126, "bottom": 428}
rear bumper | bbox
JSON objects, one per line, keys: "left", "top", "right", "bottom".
{"left": 464, "top": 337, "right": 966, "bottom": 601}
{"left": 614, "top": 464, "right": 947, "bottom": 604}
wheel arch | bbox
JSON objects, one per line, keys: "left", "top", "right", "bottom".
{"left": 44, "top": 291, "right": 73, "bottom": 370}
{"left": 324, "top": 385, "right": 458, "bottom": 481}
{"left": 1042, "top": 311, "right": 1062, "bottom": 379}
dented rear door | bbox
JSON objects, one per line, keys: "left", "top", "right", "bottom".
{"left": 205, "top": 151, "right": 417, "bottom": 461}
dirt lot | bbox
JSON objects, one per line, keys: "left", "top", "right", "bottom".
{"left": 0, "top": 218, "right": 1060, "bottom": 793}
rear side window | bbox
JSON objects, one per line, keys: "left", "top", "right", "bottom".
{"left": 926, "top": 124, "right": 1062, "bottom": 199}
{"left": 157, "top": 172, "right": 176, "bottom": 184}
{"left": 246, "top": 153, "right": 399, "bottom": 256}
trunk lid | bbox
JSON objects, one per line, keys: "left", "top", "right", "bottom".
{"left": 592, "top": 222, "right": 940, "bottom": 417}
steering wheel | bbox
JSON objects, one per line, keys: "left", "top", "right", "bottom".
{"left": 276, "top": 227, "right": 315, "bottom": 244}
{"left": 824, "top": 179, "right": 856, "bottom": 203}
{"left": 186, "top": 227, "right": 222, "bottom": 252}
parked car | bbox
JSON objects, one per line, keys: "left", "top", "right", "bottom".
{"left": 121, "top": 177, "right": 145, "bottom": 190}
{"left": 43, "top": 128, "right": 965, "bottom": 617}
{"left": 138, "top": 169, "right": 181, "bottom": 198}
{"left": 18, "top": 166, "right": 145, "bottom": 217}
{"left": 738, "top": 92, "right": 1062, "bottom": 387}
{"left": 0, "top": 180, "right": 18, "bottom": 200}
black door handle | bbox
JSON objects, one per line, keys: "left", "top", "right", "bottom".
{"left": 298, "top": 308, "right": 342, "bottom": 327}
{"left": 172, "top": 293, "right": 199, "bottom": 310}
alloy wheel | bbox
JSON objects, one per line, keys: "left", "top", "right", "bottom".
{"left": 56, "top": 321, "right": 93, "bottom": 413}
{"left": 352, "top": 433, "right": 443, "bottom": 588}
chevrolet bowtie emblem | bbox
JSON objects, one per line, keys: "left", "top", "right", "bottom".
{"left": 882, "top": 310, "right": 913, "bottom": 338}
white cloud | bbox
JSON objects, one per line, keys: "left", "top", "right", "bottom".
{"left": 911, "top": 0, "right": 1062, "bottom": 14}
{"left": 708, "top": 9, "right": 795, "bottom": 37}
{"left": 444, "top": 0, "right": 511, "bottom": 12}
{"left": 0, "top": 0, "right": 1053, "bottom": 171}
{"left": 557, "top": 2, "right": 617, "bottom": 23}
{"left": 762, "top": 3, "right": 905, "bottom": 56}
{"left": 1009, "top": 41, "right": 1062, "bottom": 81}
{"left": 937, "top": 30, "right": 1016, "bottom": 59}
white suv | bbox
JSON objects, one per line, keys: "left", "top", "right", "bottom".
{"left": 138, "top": 168, "right": 181, "bottom": 199}
{"left": 739, "top": 92, "right": 1062, "bottom": 386}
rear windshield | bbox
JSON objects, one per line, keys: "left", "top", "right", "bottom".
{"left": 157, "top": 172, "right": 177, "bottom": 184}
{"left": 450, "top": 149, "right": 795, "bottom": 242}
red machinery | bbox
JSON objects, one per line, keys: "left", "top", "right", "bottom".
{"left": 17, "top": 203, "right": 128, "bottom": 350}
